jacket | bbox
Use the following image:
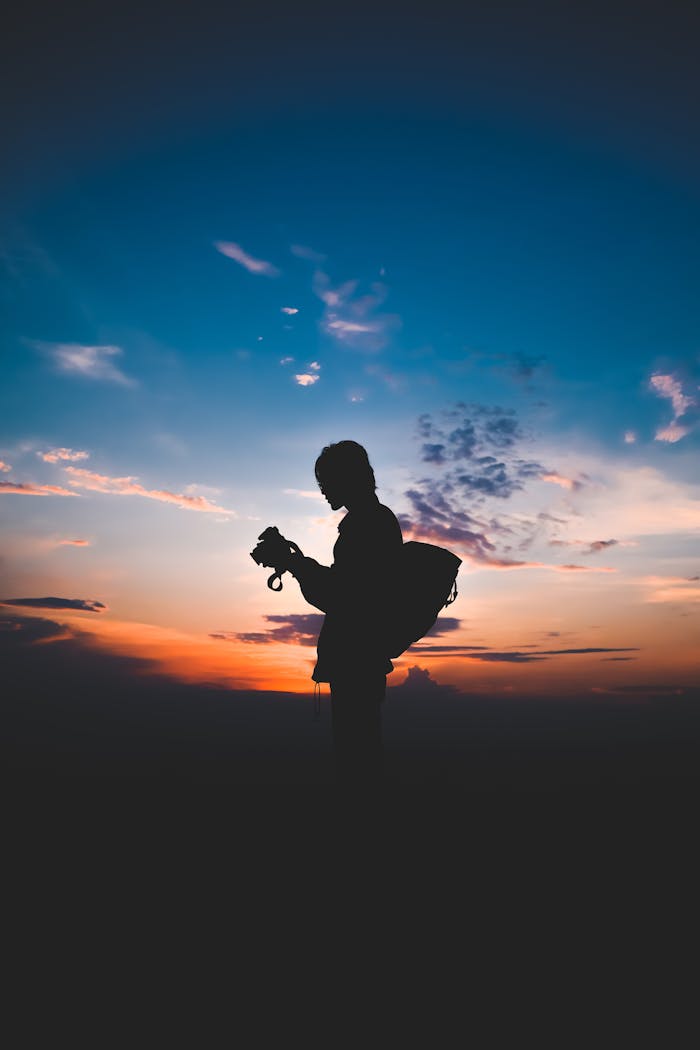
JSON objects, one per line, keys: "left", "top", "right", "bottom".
{"left": 290, "top": 495, "right": 403, "bottom": 683}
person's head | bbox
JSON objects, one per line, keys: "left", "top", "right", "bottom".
{"left": 315, "top": 440, "right": 377, "bottom": 510}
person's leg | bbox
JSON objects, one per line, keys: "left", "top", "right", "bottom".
{"left": 330, "top": 675, "right": 386, "bottom": 792}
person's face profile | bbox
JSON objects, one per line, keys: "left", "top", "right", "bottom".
{"left": 316, "top": 461, "right": 353, "bottom": 511}
{"left": 317, "top": 472, "right": 345, "bottom": 511}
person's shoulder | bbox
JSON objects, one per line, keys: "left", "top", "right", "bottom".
{"left": 376, "top": 501, "right": 403, "bottom": 538}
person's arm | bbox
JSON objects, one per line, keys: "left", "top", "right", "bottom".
{"left": 287, "top": 552, "right": 334, "bottom": 613}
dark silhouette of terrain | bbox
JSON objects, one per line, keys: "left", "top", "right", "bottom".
{"left": 4, "top": 612, "right": 699, "bottom": 805}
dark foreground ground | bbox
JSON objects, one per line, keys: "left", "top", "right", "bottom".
{"left": 5, "top": 615, "right": 700, "bottom": 970}
{"left": 5, "top": 615, "right": 699, "bottom": 830}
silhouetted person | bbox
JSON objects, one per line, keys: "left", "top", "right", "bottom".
{"left": 281, "top": 441, "right": 403, "bottom": 794}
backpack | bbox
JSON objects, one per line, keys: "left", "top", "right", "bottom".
{"left": 385, "top": 541, "right": 462, "bottom": 658}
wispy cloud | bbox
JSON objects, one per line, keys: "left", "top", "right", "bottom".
{"left": 281, "top": 306, "right": 299, "bottom": 315}
{"left": 215, "top": 241, "right": 280, "bottom": 277}
{"left": 44, "top": 343, "right": 136, "bottom": 386}
{"left": 541, "top": 472, "right": 584, "bottom": 491}
{"left": 283, "top": 488, "right": 324, "bottom": 500}
{"left": 294, "top": 373, "right": 319, "bottom": 387}
{"left": 290, "top": 244, "right": 326, "bottom": 263}
{"left": 37, "top": 448, "right": 90, "bottom": 463}
{"left": 280, "top": 356, "right": 294, "bottom": 365}
{"left": 313, "top": 270, "right": 400, "bottom": 352}
{"left": 410, "top": 644, "right": 637, "bottom": 662}
{"left": 549, "top": 538, "right": 624, "bottom": 555}
{"left": 650, "top": 373, "right": 695, "bottom": 418}
{"left": 641, "top": 575, "right": 700, "bottom": 604}
{"left": 0, "top": 480, "right": 78, "bottom": 497}
{"left": 0, "top": 596, "right": 106, "bottom": 612}
{"left": 650, "top": 372, "right": 696, "bottom": 443}
{"left": 212, "top": 613, "right": 324, "bottom": 647}
{"left": 0, "top": 460, "right": 11, "bottom": 472}
{"left": 624, "top": 431, "right": 637, "bottom": 444}
{"left": 64, "top": 467, "right": 235, "bottom": 515}
{"left": 556, "top": 564, "right": 616, "bottom": 572}
{"left": 655, "top": 422, "right": 690, "bottom": 444}
{"left": 56, "top": 538, "right": 90, "bottom": 547}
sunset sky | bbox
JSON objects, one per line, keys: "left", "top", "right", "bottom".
{"left": 2, "top": 2, "right": 698, "bottom": 698}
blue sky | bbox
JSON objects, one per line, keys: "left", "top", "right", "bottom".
{"left": 1, "top": 1, "right": 698, "bottom": 693}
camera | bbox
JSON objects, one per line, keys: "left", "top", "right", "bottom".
{"left": 250, "top": 526, "right": 302, "bottom": 591}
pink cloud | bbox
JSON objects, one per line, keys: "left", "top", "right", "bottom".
{"left": 0, "top": 481, "right": 78, "bottom": 496}
{"left": 281, "top": 306, "right": 299, "bottom": 315}
{"left": 541, "top": 472, "right": 583, "bottom": 491}
{"left": 294, "top": 374, "right": 320, "bottom": 387}
{"left": 655, "top": 422, "right": 690, "bottom": 443}
{"left": 64, "top": 467, "right": 235, "bottom": 514}
{"left": 557, "top": 564, "right": 616, "bottom": 573}
{"left": 0, "top": 460, "right": 11, "bottom": 472}
{"left": 623, "top": 431, "right": 637, "bottom": 444}
{"left": 283, "top": 488, "right": 324, "bottom": 500}
{"left": 57, "top": 538, "right": 90, "bottom": 546}
{"left": 214, "top": 241, "right": 279, "bottom": 277}
{"left": 649, "top": 373, "right": 695, "bottom": 418}
{"left": 38, "top": 448, "right": 90, "bottom": 463}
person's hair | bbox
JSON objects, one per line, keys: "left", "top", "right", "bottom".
{"left": 315, "top": 440, "right": 377, "bottom": 494}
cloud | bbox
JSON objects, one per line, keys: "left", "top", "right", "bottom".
{"left": 0, "top": 597, "right": 106, "bottom": 612}
{"left": 400, "top": 403, "right": 621, "bottom": 572}
{"left": 279, "top": 356, "right": 294, "bottom": 365}
{"left": 541, "top": 472, "right": 584, "bottom": 491}
{"left": 642, "top": 576, "right": 700, "bottom": 604}
{"left": 0, "top": 460, "right": 11, "bottom": 472}
{"left": 44, "top": 343, "right": 136, "bottom": 386}
{"left": 655, "top": 422, "right": 690, "bottom": 443}
{"left": 390, "top": 665, "right": 460, "bottom": 693}
{"left": 290, "top": 244, "right": 326, "bottom": 263}
{"left": 510, "top": 352, "right": 546, "bottom": 380}
{"left": 650, "top": 372, "right": 696, "bottom": 443}
{"left": 294, "top": 374, "right": 320, "bottom": 387}
{"left": 423, "top": 617, "right": 462, "bottom": 637}
{"left": 283, "top": 488, "right": 324, "bottom": 500}
{"left": 550, "top": 538, "right": 622, "bottom": 555}
{"left": 37, "top": 448, "right": 90, "bottom": 463}
{"left": 0, "top": 480, "right": 78, "bottom": 496}
{"left": 214, "top": 241, "right": 280, "bottom": 277}
{"left": 409, "top": 644, "right": 637, "bottom": 662}
{"left": 624, "top": 431, "right": 637, "bottom": 444}
{"left": 313, "top": 271, "right": 400, "bottom": 352}
{"left": 213, "top": 613, "right": 325, "bottom": 647}
{"left": 56, "top": 538, "right": 90, "bottom": 547}
{"left": 557, "top": 564, "right": 616, "bottom": 572}
{"left": 64, "top": 467, "right": 235, "bottom": 515}
{"left": 584, "top": 539, "right": 618, "bottom": 554}
{"left": 281, "top": 306, "right": 299, "bottom": 315}
{"left": 415, "top": 405, "right": 554, "bottom": 500}
{"left": 649, "top": 373, "right": 695, "bottom": 419}
{"left": 309, "top": 361, "right": 321, "bottom": 371}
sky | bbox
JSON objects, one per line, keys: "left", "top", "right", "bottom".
{"left": 1, "top": 1, "right": 699, "bottom": 699}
